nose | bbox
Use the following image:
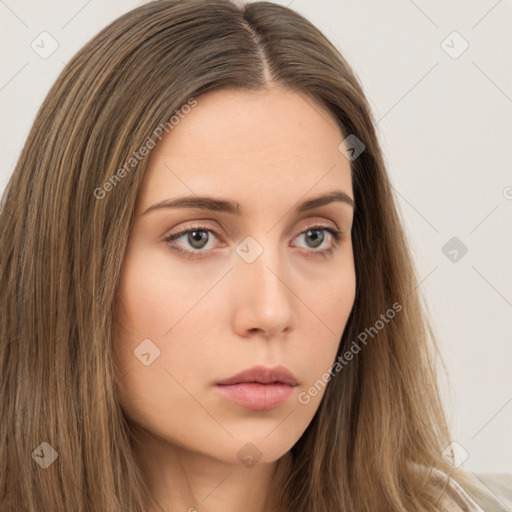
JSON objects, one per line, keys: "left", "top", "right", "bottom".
{"left": 231, "top": 242, "right": 295, "bottom": 340}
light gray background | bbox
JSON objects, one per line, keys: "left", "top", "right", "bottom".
{"left": 1, "top": 0, "right": 511, "bottom": 473}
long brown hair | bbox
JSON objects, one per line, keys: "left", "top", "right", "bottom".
{"left": 0, "top": 1, "right": 501, "bottom": 510}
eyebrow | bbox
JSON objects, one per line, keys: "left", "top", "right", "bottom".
{"left": 142, "top": 190, "right": 354, "bottom": 216}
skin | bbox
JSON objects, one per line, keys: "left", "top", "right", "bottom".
{"left": 113, "top": 85, "right": 356, "bottom": 512}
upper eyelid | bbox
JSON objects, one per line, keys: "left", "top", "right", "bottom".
{"left": 165, "top": 218, "right": 341, "bottom": 238}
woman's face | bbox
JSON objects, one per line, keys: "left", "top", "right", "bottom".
{"left": 113, "top": 86, "right": 356, "bottom": 465}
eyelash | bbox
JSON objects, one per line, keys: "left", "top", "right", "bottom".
{"left": 163, "top": 222, "right": 345, "bottom": 259}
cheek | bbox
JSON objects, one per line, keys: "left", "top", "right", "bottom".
{"left": 296, "top": 263, "right": 356, "bottom": 398}
{"left": 303, "top": 256, "right": 355, "bottom": 335}
{"left": 114, "top": 362, "right": 209, "bottom": 451}
{"left": 112, "top": 275, "right": 204, "bottom": 439}
{"left": 112, "top": 248, "right": 217, "bottom": 412}
{"left": 114, "top": 246, "right": 210, "bottom": 340}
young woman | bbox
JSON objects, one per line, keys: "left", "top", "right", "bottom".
{"left": 0, "top": 1, "right": 510, "bottom": 511}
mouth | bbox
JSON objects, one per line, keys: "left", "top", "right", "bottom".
{"left": 215, "top": 365, "right": 299, "bottom": 410}
{"left": 215, "top": 382, "right": 296, "bottom": 410}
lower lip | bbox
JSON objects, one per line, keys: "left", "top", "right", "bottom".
{"left": 215, "top": 382, "right": 295, "bottom": 410}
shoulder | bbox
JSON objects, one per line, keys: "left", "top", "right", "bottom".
{"left": 437, "top": 468, "right": 512, "bottom": 512}
{"left": 465, "top": 473, "right": 512, "bottom": 512}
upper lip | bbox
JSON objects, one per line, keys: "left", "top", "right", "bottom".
{"left": 216, "top": 365, "right": 299, "bottom": 386}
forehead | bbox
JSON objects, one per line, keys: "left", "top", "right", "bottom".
{"left": 137, "top": 87, "right": 353, "bottom": 214}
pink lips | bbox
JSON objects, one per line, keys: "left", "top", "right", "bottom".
{"left": 215, "top": 365, "right": 299, "bottom": 410}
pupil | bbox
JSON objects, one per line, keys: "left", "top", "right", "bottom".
{"left": 189, "top": 230, "right": 208, "bottom": 249}
{"left": 307, "top": 229, "right": 324, "bottom": 248}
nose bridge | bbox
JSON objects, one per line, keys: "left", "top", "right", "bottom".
{"left": 240, "top": 234, "right": 284, "bottom": 296}
{"left": 234, "top": 233, "right": 294, "bottom": 334}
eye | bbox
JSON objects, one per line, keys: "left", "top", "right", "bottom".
{"left": 163, "top": 222, "right": 221, "bottom": 258}
{"left": 163, "top": 222, "right": 345, "bottom": 259}
{"left": 292, "top": 225, "right": 344, "bottom": 258}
